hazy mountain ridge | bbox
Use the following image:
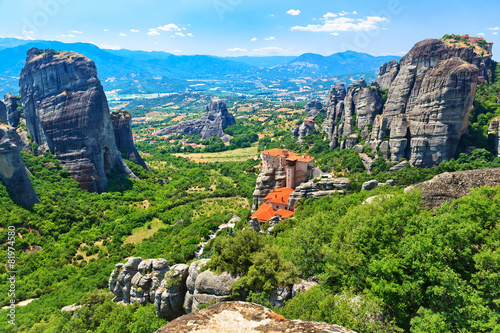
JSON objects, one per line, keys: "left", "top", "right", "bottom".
{"left": 0, "top": 38, "right": 400, "bottom": 96}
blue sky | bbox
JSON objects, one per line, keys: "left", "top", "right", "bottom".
{"left": 1, "top": 0, "right": 499, "bottom": 59}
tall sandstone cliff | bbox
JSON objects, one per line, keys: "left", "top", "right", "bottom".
{"left": 324, "top": 38, "right": 492, "bottom": 168}
{"left": 19, "top": 48, "right": 136, "bottom": 192}
{"left": 0, "top": 125, "right": 40, "bottom": 207}
{"left": 155, "top": 99, "right": 235, "bottom": 139}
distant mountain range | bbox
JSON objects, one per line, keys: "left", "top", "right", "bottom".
{"left": 0, "top": 38, "right": 400, "bottom": 97}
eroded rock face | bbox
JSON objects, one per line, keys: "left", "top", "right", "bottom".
{"left": 110, "top": 110, "right": 150, "bottom": 171}
{"left": 252, "top": 168, "right": 277, "bottom": 211}
{"left": 0, "top": 125, "right": 40, "bottom": 207}
{"left": 0, "top": 101, "right": 6, "bottom": 124}
{"left": 4, "top": 93, "right": 20, "bottom": 128}
{"left": 155, "top": 264, "right": 190, "bottom": 320}
{"left": 154, "top": 301, "right": 356, "bottom": 333}
{"left": 325, "top": 38, "right": 491, "bottom": 169}
{"left": 155, "top": 99, "right": 235, "bottom": 140}
{"left": 404, "top": 168, "right": 500, "bottom": 209}
{"left": 19, "top": 48, "right": 136, "bottom": 192}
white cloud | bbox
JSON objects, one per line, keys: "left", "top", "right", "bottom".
{"left": 227, "top": 48, "right": 247, "bottom": 52}
{"left": 287, "top": 9, "right": 301, "bottom": 16}
{"left": 264, "top": 36, "right": 276, "bottom": 41}
{"left": 251, "top": 37, "right": 257, "bottom": 42}
{"left": 147, "top": 29, "right": 160, "bottom": 36}
{"left": 71, "top": 30, "right": 83, "bottom": 34}
{"left": 493, "top": 32, "right": 499, "bottom": 35}
{"left": 119, "top": 33, "right": 127, "bottom": 37}
{"left": 103, "top": 29, "right": 109, "bottom": 32}
{"left": 130, "top": 29, "right": 139, "bottom": 33}
{"left": 478, "top": 33, "right": 485, "bottom": 37}
{"left": 330, "top": 32, "right": 339, "bottom": 36}
{"left": 59, "top": 34, "right": 75, "bottom": 38}
{"left": 292, "top": 15, "right": 388, "bottom": 32}
{"left": 251, "top": 47, "right": 291, "bottom": 56}
{"left": 352, "top": 11, "right": 358, "bottom": 15}
{"left": 158, "top": 24, "right": 181, "bottom": 31}
{"left": 323, "top": 12, "right": 338, "bottom": 18}
{"left": 23, "top": 30, "right": 34, "bottom": 34}
{"left": 175, "top": 32, "right": 186, "bottom": 37}
{"left": 187, "top": 33, "right": 193, "bottom": 37}
{"left": 488, "top": 27, "right": 500, "bottom": 30}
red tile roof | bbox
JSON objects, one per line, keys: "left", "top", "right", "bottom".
{"left": 265, "top": 187, "right": 294, "bottom": 204}
{"left": 251, "top": 204, "right": 276, "bottom": 223}
{"left": 261, "top": 149, "right": 314, "bottom": 162}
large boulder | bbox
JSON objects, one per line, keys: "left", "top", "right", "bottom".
{"left": 404, "top": 168, "right": 500, "bottom": 209}
{"left": 110, "top": 110, "right": 151, "bottom": 171}
{"left": 19, "top": 48, "right": 136, "bottom": 192}
{"left": 154, "top": 301, "right": 356, "bottom": 333}
{"left": 155, "top": 99, "right": 235, "bottom": 140}
{"left": 0, "top": 125, "right": 40, "bottom": 207}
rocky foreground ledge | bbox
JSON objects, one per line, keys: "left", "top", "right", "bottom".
{"left": 154, "top": 301, "right": 355, "bottom": 333}
{"left": 405, "top": 167, "right": 500, "bottom": 209}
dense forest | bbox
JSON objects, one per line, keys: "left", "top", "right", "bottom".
{"left": 0, "top": 61, "right": 499, "bottom": 332}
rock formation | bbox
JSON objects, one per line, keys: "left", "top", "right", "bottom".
{"left": 0, "top": 101, "right": 6, "bottom": 124}
{"left": 154, "top": 301, "right": 356, "bottom": 333}
{"left": 404, "top": 168, "right": 500, "bottom": 209}
{"left": 489, "top": 116, "right": 500, "bottom": 157}
{"left": 110, "top": 110, "right": 151, "bottom": 171}
{"left": 19, "top": 48, "right": 136, "bottom": 192}
{"left": 0, "top": 125, "right": 40, "bottom": 207}
{"left": 4, "top": 94, "right": 20, "bottom": 128}
{"left": 324, "top": 38, "right": 493, "bottom": 169}
{"left": 155, "top": 99, "right": 235, "bottom": 140}
{"left": 288, "top": 177, "right": 350, "bottom": 208}
{"left": 110, "top": 257, "right": 239, "bottom": 318}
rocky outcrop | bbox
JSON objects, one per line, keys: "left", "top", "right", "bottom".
{"left": 288, "top": 177, "right": 350, "bottom": 208}
{"left": 19, "top": 48, "right": 136, "bottom": 192}
{"left": 154, "top": 301, "right": 356, "bottom": 333}
{"left": 155, "top": 99, "right": 235, "bottom": 140}
{"left": 109, "top": 257, "right": 170, "bottom": 305}
{"left": 4, "top": 93, "right": 20, "bottom": 128}
{"left": 325, "top": 38, "right": 492, "bottom": 169}
{"left": 110, "top": 110, "right": 151, "bottom": 171}
{"left": 488, "top": 116, "right": 500, "bottom": 157}
{"left": 361, "top": 180, "right": 378, "bottom": 191}
{"left": 374, "top": 59, "right": 399, "bottom": 89}
{"left": 404, "top": 168, "right": 500, "bottom": 209}
{"left": 0, "top": 125, "right": 40, "bottom": 207}
{"left": 110, "top": 258, "right": 240, "bottom": 318}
